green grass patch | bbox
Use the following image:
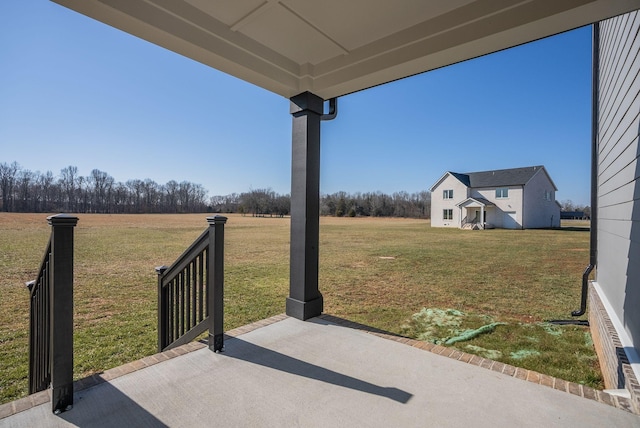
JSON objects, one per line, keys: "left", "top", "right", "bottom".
{"left": 465, "top": 321, "right": 602, "bottom": 387}
{"left": 401, "top": 306, "right": 601, "bottom": 387}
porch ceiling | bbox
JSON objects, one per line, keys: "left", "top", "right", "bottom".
{"left": 52, "top": 0, "right": 640, "bottom": 100}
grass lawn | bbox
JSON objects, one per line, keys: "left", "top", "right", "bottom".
{"left": 0, "top": 214, "right": 598, "bottom": 404}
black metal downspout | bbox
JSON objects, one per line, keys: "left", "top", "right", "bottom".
{"left": 572, "top": 22, "right": 599, "bottom": 317}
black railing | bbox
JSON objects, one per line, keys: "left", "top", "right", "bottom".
{"left": 26, "top": 240, "right": 51, "bottom": 395}
{"left": 27, "top": 214, "right": 78, "bottom": 414}
{"left": 156, "top": 216, "right": 227, "bottom": 352}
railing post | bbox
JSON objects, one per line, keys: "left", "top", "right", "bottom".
{"left": 47, "top": 214, "right": 78, "bottom": 414}
{"left": 155, "top": 265, "right": 168, "bottom": 352}
{"left": 206, "top": 216, "right": 227, "bottom": 352}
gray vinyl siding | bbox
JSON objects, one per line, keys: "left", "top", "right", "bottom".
{"left": 597, "top": 11, "right": 640, "bottom": 352}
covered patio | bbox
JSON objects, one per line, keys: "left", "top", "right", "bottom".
{"left": 2, "top": 314, "right": 639, "bottom": 426}
{"left": 4, "top": 0, "right": 640, "bottom": 423}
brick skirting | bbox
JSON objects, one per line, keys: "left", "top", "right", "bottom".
{"left": 589, "top": 283, "right": 640, "bottom": 413}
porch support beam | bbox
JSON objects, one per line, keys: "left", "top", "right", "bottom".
{"left": 287, "top": 91, "right": 324, "bottom": 320}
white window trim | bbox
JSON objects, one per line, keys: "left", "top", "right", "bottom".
{"left": 496, "top": 188, "right": 509, "bottom": 199}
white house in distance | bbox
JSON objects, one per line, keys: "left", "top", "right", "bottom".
{"left": 430, "top": 165, "right": 561, "bottom": 229}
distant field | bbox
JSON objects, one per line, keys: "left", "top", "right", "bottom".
{"left": 0, "top": 214, "right": 598, "bottom": 403}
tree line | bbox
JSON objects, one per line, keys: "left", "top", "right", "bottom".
{"left": 0, "top": 162, "right": 208, "bottom": 213}
{"left": 559, "top": 200, "right": 591, "bottom": 217}
{"left": 0, "top": 161, "right": 431, "bottom": 218}
{"left": 210, "top": 189, "right": 431, "bottom": 219}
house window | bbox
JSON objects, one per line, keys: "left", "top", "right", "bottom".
{"left": 544, "top": 190, "right": 553, "bottom": 201}
{"left": 443, "top": 209, "right": 453, "bottom": 220}
{"left": 443, "top": 189, "right": 453, "bottom": 199}
{"left": 495, "top": 188, "right": 508, "bottom": 198}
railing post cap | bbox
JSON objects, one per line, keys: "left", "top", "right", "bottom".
{"left": 206, "top": 216, "right": 228, "bottom": 225}
{"left": 47, "top": 213, "right": 79, "bottom": 226}
{"left": 155, "top": 265, "right": 169, "bottom": 275}
{"left": 25, "top": 280, "right": 36, "bottom": 291}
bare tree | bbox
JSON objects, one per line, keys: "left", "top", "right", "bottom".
{"left": 59, "top": 165, "right": 78, "bottom": 211}
{"left": 37, "top": 170, "right": 55, "bottom": 212}
{"left": 126, "top": 179, "right": 144, "bottom": 213}
{"left": 0, "top": 161, "right": 19, "bottom": 212}
{"left": 16, "top": 169, "right": 35, "bottom": 212}
{"left": 165, "top": 180, "right": 179, "bottom": 213}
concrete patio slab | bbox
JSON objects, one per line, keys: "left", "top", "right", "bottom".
{"left": 1, "top": 316, "right": 639, "bottom": 427}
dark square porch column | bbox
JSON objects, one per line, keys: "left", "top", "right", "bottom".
{"left": 287, "top": 92, "right": 324, "bottom": 320}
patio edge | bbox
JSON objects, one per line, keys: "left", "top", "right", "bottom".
{"left": 0, "top": 313, "right": 289, "bottom": 420}
{"left": 318, "top": 314, "right": 639, "bottom": 415}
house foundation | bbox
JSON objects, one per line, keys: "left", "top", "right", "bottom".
{"left": 589, "top": 282, "right": 640, "bottom": 413}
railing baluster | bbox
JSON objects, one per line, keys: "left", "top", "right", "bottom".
{"left": 191, "top": 260, "right": 197, "bottom": 329}
{"left": 176, "top": 277, "right": 180, "bottom": 341}
{"left": 205, "top": 248, "right": 209, "bottom": 318}
{"left": 170, "top": 279, "right": 176, "bottom": 343}
{"left": 198, "top": 252, "right": 204, "bottom": 322}
{"left": 175, "top": 276, "right": 179, "bottom": 339}
{"left": 180, "top": 271, "right": 185, "bottom": 336}
{"left": 185, "top": 263, "right": 191, "bottom": 330}
{"left": 39, "top": 282, "right": 44, "bottom": 390}
{"left": 168, "top": 279, "right": 173, "bottom": 344}
{"left": 176, "top": 272, "right": 182, "bottom": 338}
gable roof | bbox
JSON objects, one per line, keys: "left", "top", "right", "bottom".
{"left": 456, "top": 197, "right": 495, "bottom": 208}
{"left": 449, "top": 172, "right": 470, "bottom": 187}
{"left": 431, "top": 166, "right": 557, "bottom": 191}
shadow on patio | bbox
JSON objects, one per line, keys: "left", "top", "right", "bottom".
{"left": 1, "top": 314, "right": 638, "bottom": 427}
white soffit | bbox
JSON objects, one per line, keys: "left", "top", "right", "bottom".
{"left": 52, "top": 0, "right": 640, "bottom": 99}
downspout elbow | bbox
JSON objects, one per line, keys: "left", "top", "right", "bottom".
{"left": 572, "top": 262, "right": 594, "bottom": 316}
{"left": 321, "top": 98, "right": 338, "bottom": 121}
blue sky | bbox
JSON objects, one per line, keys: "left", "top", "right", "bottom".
{"left": 1, "top": 1, "right": 592, "bottom": 206}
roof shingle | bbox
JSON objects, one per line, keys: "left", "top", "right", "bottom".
{"left": 452, "top": 166, "right": 546, "bottom": 188}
